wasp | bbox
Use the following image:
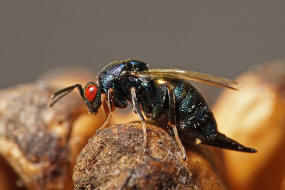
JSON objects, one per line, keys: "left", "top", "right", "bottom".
{"left": 50, "top": 59, "right": 256, "bottom": 160}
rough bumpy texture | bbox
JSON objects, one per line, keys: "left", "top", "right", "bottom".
{"left": 0, "top": 82, "right": 85, "bottom": 189}
{"left": 73, "top": 123, "right": 226, "bottom": 190}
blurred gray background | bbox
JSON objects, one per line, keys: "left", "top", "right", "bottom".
{"left": 0, "top": 1, "right": 284, "bottom": 102}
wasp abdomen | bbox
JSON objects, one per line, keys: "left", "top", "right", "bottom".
{"left": 154, "top": 78, "right": 256, "bottom": 153}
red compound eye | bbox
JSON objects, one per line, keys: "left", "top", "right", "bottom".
{"left": 85, "top": 84, "right": 97, "bottom": 102}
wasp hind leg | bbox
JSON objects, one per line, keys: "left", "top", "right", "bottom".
{"left": 165, "top": 85, "right": 187, "bottom": 160}
{"left": 170, "top": 124, "right": 186, "bottom": 160}
{"left": 130, "top": 87, "right": 147, "bottom": 153}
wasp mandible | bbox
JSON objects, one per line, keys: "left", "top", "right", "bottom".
{"left": 50, "top": 59, "right": 257, "bottom": 160}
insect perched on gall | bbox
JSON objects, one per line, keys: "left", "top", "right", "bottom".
{"left": 50, "top": 59, "right": 257, "bottom": 160}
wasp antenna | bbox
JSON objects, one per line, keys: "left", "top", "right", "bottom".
{"left": 50, "top": 89, "right": 71, "bottom": 107}
{"left": 50, "top": 84, "right": 84, "bottom": 107}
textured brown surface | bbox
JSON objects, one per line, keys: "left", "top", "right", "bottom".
{"left": 73, "top": 123, "right": 226, "bottom": 190}
{"left": 0, "top": 156, "right": 25, "bottom": 190}
{"left": 0, "top": 79, "right": 106, "bottom": 189}
{"left": 0, "top": 67, "right": 109, "bottom": 189}
{"left": 0, "top": 83, "right": 84, "bottom": 189}
{"left": 213, "top": 61, "right": 285, "bottom": 190}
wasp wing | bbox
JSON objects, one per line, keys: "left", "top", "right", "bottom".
{"left": 132, "top": 69, "right": 238, "bottom": 90}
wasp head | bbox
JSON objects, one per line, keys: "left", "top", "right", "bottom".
{"left": 83, "top": 82, "right": 101, "bottom": 113}
{"left": 50, "top": 82, "right": 102, "bottom": 113}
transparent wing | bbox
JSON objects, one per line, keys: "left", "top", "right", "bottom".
{"left": 132, "top": 69, "right": 238, "bottom": 90}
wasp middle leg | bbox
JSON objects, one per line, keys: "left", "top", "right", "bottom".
{"left": 130, "top": 87, "right": 147, "bottom": 152}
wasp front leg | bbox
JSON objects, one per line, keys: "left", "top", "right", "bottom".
{"left": 100, "top": 89, "right": 115, "bottom": 130}
{"left": 130, "top": 87, "right": 147, "bottom": 152}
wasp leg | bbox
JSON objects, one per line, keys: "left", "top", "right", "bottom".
{"left": 130, "top": 87, "right": 147, "bottom": 152}
{"left": 166, "top": 85, "right": 187, "bottom": 160}
{"left": 171, "top": 125, "right": 186, "bottom": 160}
{"left": 50, "top": 84, "right": 84, "bottom": 107}
{"left": 98, "top": 89, "right": 114, "bottom": 130}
